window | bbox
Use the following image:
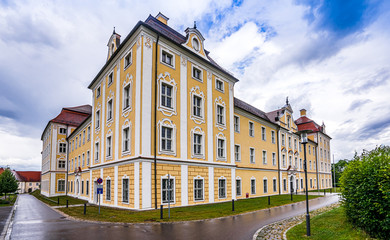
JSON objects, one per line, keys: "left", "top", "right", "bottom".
{"left": 273, "top": 179, "right": 277, "bottom": 192}
{"left": 272, "top": 153, "right": 276, "bottom": 166}
{"left": 71, "top": 159, "right": 73, "bottom": 170}
{"left": 108, "top": 72, "right": 113, "bottom": 85}
{"left": 58, "top": 180, "right": 65, "bottom": 192}
{"left": 262, "top": 151, "right": 267, "bottom": 164}
{"left": 79, "top": 134, "right": 81, "bottom": 147}
{"left": 250, "top": 148, "right": 255, "bottom": 163}
{"left": 216, "top": 79, "right": 224, "bottom": 92}
{"left": 234, "top": 145, "right": 241, "bottom": 162}
{"left": 87, "top": 126, "right": 90, "bottom": 141}
{"left": 122, "top": 179, "right": 129, "bottom": 203}
{"left": 217, "top": 105, "right": 225, "bottom": 125}
{"left": 106, "top": 179, "right": 111, "bottom": 200}
{"left": 123, "top": 127, "right": 130, "bottom": 152}
{"left": 71, "top": 181, "right": 73, "bottom": 192}
{"left": 310, "top": 179, "right": 313, "bottom": 188}
{"left": 309, "top": 146, "right": 311, "bottom": 154}
{"left": 193, "top": 134, "right": 202, "bottom": 156}
{"left": 95, "top": 142, "right": 99, "bottom": 162}
{"left": 261, "top": 127, "right": 266, "bottom": 141}
{"left": 193, "top": 95, "right": 202, "bottom": 117}
{"left": 82, "top": 153, "right": 85, "bottom": 167}
{"left": 281, "top": 134, "right": 285, "bottom": 146}
{"left": 78, "top": 156, "right": 81, "bottom": 167}
{"left": 162, "top": 177, "right": 174, "bottom": 203}
{"left": 283, "top": 179, "right": 287, "bottom": 191}
{"left": 96, "top": 110, "right": 100, "bottom": 129}
{"left": 249, "top": 122, "right": 254, "bottom": 137}
{"left": 69, "top": 142, "right": 72, "bottom": 153}
{"left": 236, "top": 179, "right": 242, "bottom": 196}
{"left": 192, "top": 66, "right": 202, "bottom": 81}
{"left": 123, "top": 84, "right": 131, "bottom": 110}
{"left": 294, "top": 139, "right": 297, "bottom": 149}
{"left": 59, "top": 143, "right": 66, "bottom": 153}
{"left": 124, "top": 51, "right": 132, "bottom": 69}
{"left": 96, "top": 86, "right": 101, "bottom": 98}
{"left": 309, "top": 160, "right": 312, "bottom": 170}
{"left": 282, "top": 154, "right": 286, "bottom": 167}
{"left": 162, "top": 51, "right": 173, "bottom": 66}
{"left": 107, "top": 99, "right": 113, "bottom": 121}
{"left": 58, "top": 160, "right": 65, "bottom": 169}
{"left": 271, "top": 131, "right": 275, "bottom": 143}
{"left": 59, "top": 128, "right": 66, "bottom": 134}
{"left": 217, "top": 138, "right": 225, "bottom": 159}
{"left": 87, "top": 151, "right": 90, "bottom": 166}
{"left": 161, "top": 83, "right": 172, "bottom": 108}
{"left": 192, "top": 38, "right": 200, "bottom": 51}
{"left": 295, "top": 157, "right": 298, "bottom": 168}
{"left": 234, "top": 116, "right": 240, "bottom": 132}
{"left": 86, "top": 180, "right": 89, "bottom": 195}
{"left": 161, "top": 127, "right": 173, "bottom": 152}
{"left": 251, "top": 179, "right": 256, "bottom": 194}
{"left": 194, "top": 179, "right": 204, "bottom": 201}
{"left": 106, "top": 136, "right": 112, "bottom": 157}
{"left": 83, "top": 130, "right": 85, "bottom": 144}
{"left": 263, "top": 179, "right": 268, "bottom": 193}
{"left": 218, "top": 179, "right": 226, "bottom": 198}
{"left": 288, "top": 136, "right": 292, "bottom": 148}
{"left": 301, "top": 178, "right": 303, "bottom": 189}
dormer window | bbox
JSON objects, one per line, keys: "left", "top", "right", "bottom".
{"left": 192, "top": 38, "right": 200, "bottom": 51}
{"left": 162, "top": 51, "right": 173, "bottom": 66}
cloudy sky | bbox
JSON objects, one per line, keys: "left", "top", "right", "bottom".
{"left": 1, "top": 0, "right": 389, "bottom": 170}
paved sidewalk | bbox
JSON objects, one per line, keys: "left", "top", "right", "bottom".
{"left": 0, "top": 206, "right": 13, "bottom": 235}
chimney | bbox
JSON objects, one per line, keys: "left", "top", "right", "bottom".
{"left": 156, "top": 12, "right": 169, "bottom": 25}
{"left": 300, "top": 109, "right": 307, "bottom": 117}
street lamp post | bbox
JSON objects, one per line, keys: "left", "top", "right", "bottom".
{"left": 301, "top": 131, "right": 311, "bottom": 236}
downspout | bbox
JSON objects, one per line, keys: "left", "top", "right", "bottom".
{"left": 277, "top": 126, "right": 281, "bottom": 195}
{"left": 153, "top": 34, "right": 160, "bottom": 209}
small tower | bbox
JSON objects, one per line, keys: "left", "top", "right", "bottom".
{"left": 107, "top": 27, "right": 121, "bottom": 61}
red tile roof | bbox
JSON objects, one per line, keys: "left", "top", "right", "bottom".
{"left": 0, "top": 168, "right": 4, "bottom": 175}
{"left": 15, "top": 171, "right": 41, "bottom": 182}
{"left": 63, "top": 105, "right": 92, "bottom": 115}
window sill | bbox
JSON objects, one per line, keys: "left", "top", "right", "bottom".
{"left": 216, "top": 88, "right": 224, "bottom": 94}
{"left": 160, "top": 61, "right": 175, "bottom": 70}
{"left": 124, "top": 63, "right": 132, "bottom": 71}
{"left": 192, "top": 76, "right": 203, "bottom": 83}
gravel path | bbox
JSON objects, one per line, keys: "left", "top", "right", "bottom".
{"left": 255, "top": 203, "right": 340, "bottom": 240}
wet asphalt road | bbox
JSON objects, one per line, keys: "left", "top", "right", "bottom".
{"left": 10, "top": 194, "right": 339, "bottom": 240}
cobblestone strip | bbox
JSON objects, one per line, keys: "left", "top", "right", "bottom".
{"left": 255, "top": 203, "right": 340, "bottom": 240}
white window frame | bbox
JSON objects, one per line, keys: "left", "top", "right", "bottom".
{"left": 58, "top": 160, "right": 66, "bottom": 169}
{"left": 263, "top": 177, "right": 268, "bottom": 193}
{"left": 191, "top": 127, "right": 205, "bottom": 159}
{"left": 87, "top": 126, "right": 90, "bottom": 141}
{"left": 271, "top": 130, "right": 275, "bottom": 144}
{"left": 236, "top": 177, "right": 242, "bottom": 196}
{"left": 87, "top": 151, "right": 90, "bottom": 166}
{"left": 192, "top": 65, "right": 203, "bottom": 82}
{"left": 250, "top": 147, "right": 255, "bottom": 164}
{"left": 218, "top": 177, "right": 227, "bottom": 199}
{"left": 107, "top": 99, "right": 113, "bottom": 122}
{"left": 59, "top": 142, "right": 67, "bottom": 153}
{"left": 234, "top": 115, "right": 240, "bottom": 133}
{"left": 161, "top": 174, "right": 175, "bottom": 204}
{"left": 215, "top": 78, "right": 224, "bottom": 93}
{"left": 82, "top": 153, "right": 85, "bottom": 167}
{"left": 123, "top": 50, "right": 132, "bottom": 70}
{"left": 122, "top": 121, "right": 131, "bottom": 155}
{"left": 122, "top": 176, "right": 129, "bottom": 203}
{"left": 160, "top": 49, "right": 175, "bottom": 68}
{"left": 123, "top": 81, "right": 132, "bottom": 111}
{"left": 96, "top": 86, "right": 101, "bottom": 98}
{"left": 190, "top": 86, "right": 205, "bottom": 124}
{"left": 59, "top": 128, "right": 66, "bottom": 135}
{"left": 157, "top": 73, "right": 177, "bottom": 117}
{"left": 234, "top": 144, "right": 241, "bottom": 162}
{"left": 193, "top": 176, "right": 204, "bottom": 202}
{"left": 282, "top": 154, "right": 286, "bottom": 167}
{"left": 158, "top": 119, "right": 176, "bottom": 156}
{"left": 262, "top": 150, "right": 267, "bottom": 164}
{"left": 106, "top": 177, "right": 111, "bottom": 201}
{"left": 249, "top": 121, "right": 254, "bottom": 137}
{"left": 106, "top": 134, "right": 112, "bottom": 159}
{"left": 95, "top": 110, "right": 100, "bottom": 129}
{"left": 272, "top": 152, "right": 276, "bottom": 166}
{"left": 216, "top": 133, "right": 226, "bottom": 161}
{"left": 281, "top": 133, "right": 285, "bottom": 146}
{"left": 107, "top": 71, "right": 114, "bottom": 86}
{"left": 214, "top": 97, "right": 226, "bottom": 130}
{"left": 58, "top": 179, "right": 65, "bottom": 192}
{"left": 283, "top": 178, "right": 287, "bottom": 192}
{"left": 95, "top": 141, "right": 99, "bottom": 163}
{"left": 261, "top": 127, "right": 266, "bottom": 141}
{"left": 273, "top": 178, "right": 277, "bottom": 192}
{"left": 251, "top": 177, "right": 256, "bottom": 195}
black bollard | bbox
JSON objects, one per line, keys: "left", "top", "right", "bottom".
{"left": 160, "top": 205, "right": 163, "bottom": 219}
{"left": 66, "top": 200, "right": 68, "bottom": 208}
{"left": 268, "top": 196, "right": 270, "bottom": 205}
{"left": 84, "top": 203, "right": 86, "bottom": 215}
{"left": 324, "top": 189, "right": 326, "bottom": 195}
{"left": 330, "top": 188, "right": 332, "bottom": 194}
{"left": 232, "top": 199, "right": 235, "bottom": 211}
{"left": 291, "top": 192, "right": 293, "bottom": 201}
{"left": 57, "top": 197, "right": 59, "bottom": 205}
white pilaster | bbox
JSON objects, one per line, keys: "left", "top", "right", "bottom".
{"left": 100, "top": 168, "right": 103, "bottom": 203}
{"left": 91, "top": 90, "right": 95, "bottom": 167}
{"left": 231, "top": 168, "right": 236, "bottom": 200}
{"left": 51, "top": 126, "right": 57, "bottom": 171}
{"left": 209, "top": 166, "right": 214, "bottom": 203}
{"left": 101, "top": 83, "right": 106, "bottom": 163}
{"left": 141, "top": 35, "right": 153, "bottom": 157}
{"left": 181, "top": 165, "right": 188, "bottom": 206}
{"left": 50, "top": 173, "right": 56, "bottom": 195}
{"left": 142, "top": 161, "right": 152, "bottom": 209}
{"left": 89, "top": 170, "right": 92, "bottom": 202}
{"left": 180, "top": 56, "right": 188, "bottom": 160}
{"left": 135, "top": 37, "right": 142, "bottom": 156}
{"left": 229, "top": 83, "right": 234, "bottom": 164}
{"left": 115, "top": 61, "right": 120, "bottom": 161}
{"left": 114, "top": 165, "right": 118, "bottom": 206}
{"left": 207, "top": 71, "right": 213, "bottom": 162}
{"left": 134, "top": 162, "right": 140, "bottom": 209}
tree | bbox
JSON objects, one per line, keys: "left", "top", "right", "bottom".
{"left": 331, "top": 159, "right": 349, "bottom": 187}
{"left": 340, "top": 146, "right": 390, "bottom": 239}
{"left": 0, "top": 169, "right": 18, "bottom": 200}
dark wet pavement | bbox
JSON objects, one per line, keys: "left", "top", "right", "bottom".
{"left": 0, "top": 205, "right": 13, "bottom": 234}
{"left": 10, "top": 194, "right": 339, "bottom": 240}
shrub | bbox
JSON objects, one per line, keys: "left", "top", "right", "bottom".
{"left": 340, "top": 146, "right": 390, "bottom": 239}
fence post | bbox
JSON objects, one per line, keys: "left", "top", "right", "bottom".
{"left": 66, "top": 200, "right": 68, "bottom": 208}
{"left": 232, "top": 199, "right": 235, "bottom": 211}
{"left": 268, "top": 196, "right": 270, "bottom": 205}
{"left": 160, "top": 205, "right": 163, "bottom": 219}
{"left": 84, "top": 203, "right": 86, "bottom": 215}
{"left": 324, "top": 189, "right": 326, "bottom": 195}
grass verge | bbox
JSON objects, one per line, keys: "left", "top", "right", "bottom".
{"left": 30, "top": 190, "right": 87, "bottom": 206}
{"left": 0, "top": 194, "right": 17, "bottom": 207}
{"left": 309, "top": 187, "right": 341, "bottom": 193}
{"left": 59, "top": 194, "right": 320, "bottom": 223}
{"left": 286, "top": 206, "right": 374, "bottom": 240}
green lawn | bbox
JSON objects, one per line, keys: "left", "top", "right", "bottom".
{"left": 309, "top": 187, "right": 341, "bottom": 193}
{"left": 30, "top": 190, "right": 87, "bottom": 206}
{"left": 59, "top": 194, "right": 320, "bottom": 223}
{"left": 286, "top": 206, "right": 374, "bottom": 240}
{"left": 0, "top": 194, "right": 17, "bottom": 207}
